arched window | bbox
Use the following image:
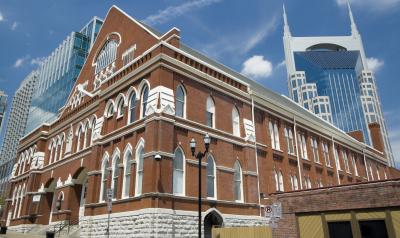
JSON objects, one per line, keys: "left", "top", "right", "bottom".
{"left": 206, "top": 96, "right": 215, "bottom": 128}
{"left": 76, "top": 125, "right": 82, "bottom": 152}
{"left": 17, "top": 184, "right": 25, "bottom": 218}
{"left": 13, "top": 186, "right": 21, "bottom": 218}
{"left": 48, "top": 142, "right": 54, "bottom": 164}
{"left": 279, "top": 171, "right": 284, "bottom": 192}
{"left": 269, "top": 119, "right": 280, "bottom": 150}
{"left": 175, "top": 85, "right": 186, "bottom": 118}
{"left": 128, "top": 92, "right": 137, "bottom": 123}
{"left": 293, "top": 175, "right": 298, "bottom": 190}
{"left": 83, "top": 122, "right": 90, "bottom": 149}
{"left": 90, "top": 117, "right": 96, "bottom": 145}
{"left": 122, "top": 145, "right": 132, "bottom": 198}
{"left": 173, "top": 147, "right": 185, "bottom": 195}
{"left": 206, "top": 155, "right": 216, "bottom": 199}
{"left": 141, "top": 85, "right": 149, "bottom": 118}
{"left": 99, "top": 153, "right": 109, "bottom": 202}
{"left": 233, "top": 161, "right": 243, "bottom": 202}
{"left": 111, "top": 150, "right": 120, "bottom": 199}
{"left": 232, "top": 106, "right": 240, "bottom": 136}
{"left": 135, "top": 141, "right": 145, "bottom": 196}
{"left": 116, "top": 97, "right": 125, "bottom": 118}
{"left": 105, "top": 100, "right": 115, "bottom": 118}
{"left": 95, "top": 40, "right": 118, "bottom": 74}
{"left": 59, "top": 135, "right": 64, "bottom": 160}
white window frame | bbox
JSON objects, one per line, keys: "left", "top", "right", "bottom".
{"left": 232, "top": 106, "right": 240, "bottom": 137}
{"left": 175, "top": 85, "right": 186, "bottom": 118}
{"left": 206, "top": 96, "right": 215, "bottom": 128}
{"left": 269, "top": 119, "right": 280, "bottom": 150}
{"left": 233, "top": 161, "right": 243, "bottom": 202}
{"left": 173, "top": 147, "right": 186, "bottom": 196}
{"left": 311, "top": 137, "right": 319, "bottom": 163}
{"left": 135, "top": 139, "right": 145, "bottom": 196}
{"left": 111, "top": 149, "right": 120, "bottom": 200}
{"left": 99, "top": 153, "right": 109, "bottom": 202}
{"left": 122, "top": 144, "right": 132, "bottom": 199}
{"left": 206, "top": 155, "right": 217, "bottom": 199}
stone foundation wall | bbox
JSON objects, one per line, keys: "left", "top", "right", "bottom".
{"left": 7, "top": 223, "right": 36, "bottom": 233}
{"left": 80, "top": 208, "right": 268, "bottom": 238}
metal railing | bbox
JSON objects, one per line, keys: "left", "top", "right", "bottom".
{"left": 52, "top": 217, "right": 79, "bottom": 237}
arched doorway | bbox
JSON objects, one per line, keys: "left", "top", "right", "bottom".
{"left": 72, "top": 167, "right": 88, "bottom": 222}
{"left": 204, "top": 210, "right": 223, "bottom": 238}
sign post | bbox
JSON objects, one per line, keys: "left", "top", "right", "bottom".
{"left": 106, "top": 189, "right": 113, "bottom": 238}
{"left": 264, "top": 202, "right": 282, "bottom": 228}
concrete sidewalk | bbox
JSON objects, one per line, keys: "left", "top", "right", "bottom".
{"left": 0, "top": 231, "right": 45, "bottom": 237}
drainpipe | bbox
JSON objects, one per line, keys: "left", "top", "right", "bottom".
{"left": 331, "top": 137, "right": 341, "bottom": 185}
{"left": 363, "top": 149, "right": 370, "bottom": 181}
{"left": 250, "top": 94, "right": 262, "bottom": 217}
{"left": 293, "top": 118, "right": 303, "bottom": 190}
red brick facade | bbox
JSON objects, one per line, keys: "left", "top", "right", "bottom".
{"left": 2, "top": 6, "right": 395, "bottom": 234}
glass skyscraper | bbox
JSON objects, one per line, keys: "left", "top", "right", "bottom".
{"left": 0, "top": 72, "right": 38, "bottom": 195}
{"left": 25, "top": 17, "right": 103, "bottom": 134}
{"left": 0, "top": 91, "right": 7, "bottom": 135}
{"left": 283, "top": 4, "right": 394, "bottom": 166}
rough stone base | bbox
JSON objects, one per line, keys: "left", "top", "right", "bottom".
{"left": 80, "top": 208, "right": 268, "bottom": 238}
{"left": 7, "top": 223, "right": 37, "bottom": 233}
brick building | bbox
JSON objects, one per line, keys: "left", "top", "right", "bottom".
{"left": 2, "top": 6, "right": 396, "bottom": 237}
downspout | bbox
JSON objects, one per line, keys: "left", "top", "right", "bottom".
{"left": 293, "top": 117, "right": 303, "bottom": 190}
{"left": 331, "top": 137, "right": 341, "bottom": 185}
{"left": 363, "top": 149, "right": 370, "bottom": 181}
{"left": 250, "top": 93, "right": 262, "bottom": 217}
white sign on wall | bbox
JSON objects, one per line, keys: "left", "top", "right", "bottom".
{"left": 32, "top": 195, "right": 41, "bottom": 203}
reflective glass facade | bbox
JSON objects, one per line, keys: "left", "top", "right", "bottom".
{"left": 0, "top": 91, "right": 6, "bottom": 134}
{"left": 294, "top": 50, "right": 370, "bottom": 144}
{"left": 25, "top": 18, "right": 103, "bottom": 134}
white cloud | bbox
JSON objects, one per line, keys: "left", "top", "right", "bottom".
{"left": 241, "top": 55, "right": 273, "bottom": 80}
{"left": 31, "top": 57, "right": 46, "bottom": 67}
{"left": 143, "top": 0, "right": 222, "bottom": 25}
{"left": 14, "top": 55, "right": 30, "bottom": 68}
{"left": 201, "top": 17, "right": 277, "bottom": 59}
{"left": 336, "top": 0, "right": 400, "bottom": 11}
{"left": 367, "top": 57, "right": 384, "bottom": 72}
{"left": 0, "top": 11, "right": 4, "bottom": 22}
{"left": 11, "top": 21, "right": 18, "bottom": 30}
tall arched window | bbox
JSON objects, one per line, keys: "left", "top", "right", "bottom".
{"left": 90, "top": 117, "right": 96, "bottom": 145}
{"left": 128, "top": 92, "right": 137, "bottom": 123}
{"left": 173, "top": 147, "right": 185, "bottom": 195}
{"left": 13, "top": 186, "right": 20, "bottom": 218}
{"left": 76, "top": 125, "right": 83, "bottom": 152}
{"left": 135, "top": 141, "right": 145, "bottom": 196}
{"left": 111, "top": 150, "right": 120, "bottom": 199}
{"left": 48, "top": 142, "right": 54, "bottom": 164}
{"left": 95, "top": 40, "right": 118, "bottom": 74}
{"left": 141, "top": 85, "right": 149, "bottom": 118}
{"left": 59, "top": 134, "right": 64, "bottom": 160}
{"left": 17, "top": 184, "right": 25, "bottom": 218}
{"left": 122, "top": 145, "right": 132, "bottom": 198}
{"left": 99, "top": 153, "right": 109, "bottom": 202}
{"left": 206, "top": 96, "right": 215, "bottom": 128}
{"left": 232, "top": 106, "right": 240, "bottom": 136}
{"left": 175, "top": 85, "right": 186, "bottom": 118}
{"left": 83, "top": 122, "right": 90, "bottom": 149}
{"left": 206, "top": 155, "right": 216, "bottom": 199}
{"left": 233, "top": 161, "right": 243, "bottom": 202}
{"left": 116, "top": 97, "right": 125, "bottom": 118}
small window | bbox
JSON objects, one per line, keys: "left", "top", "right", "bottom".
{"left": 135, "top": 143, "right": 145, "bottom": 196}
{"left": 105, "top": 100, "right": 115, "bottom": 118}
{"left": 122, "top": 149, "right": 132, "bottom": 198}
{"left": 269, "top": 119, "right": 280, "bottom": 150}
{"left": 122, "top": 44, "right": 136, "bottom": 66}
{"left": 328, "top": 221, "right": 353, "bottom": 238}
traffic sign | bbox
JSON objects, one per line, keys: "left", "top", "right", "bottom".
{"left": 107, "top": 189, "right": 113, "bottom": 213}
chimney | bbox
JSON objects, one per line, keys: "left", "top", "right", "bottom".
{"left": 347, "top": 130, "right": 364, "bottom": 143}
{"left": 368, "top": 122, "right": 384, "bottom": 153}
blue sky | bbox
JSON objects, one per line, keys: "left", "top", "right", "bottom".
{"left": 0, "top": 0, "right": 399, "bottom": 167}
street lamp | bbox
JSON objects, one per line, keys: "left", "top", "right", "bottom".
{"left": 190, "top": 133, "right": 210, "bottom": 238}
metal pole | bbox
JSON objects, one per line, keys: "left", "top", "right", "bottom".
{"left": 198, "top": 152, "right": 202, "bottom": 238}
{"left": 107, "top": 211, "right": 110, "bottom": 238}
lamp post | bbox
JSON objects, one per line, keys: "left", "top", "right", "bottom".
{"left": 190, "top": 133, "right": 211, "bottom": 238}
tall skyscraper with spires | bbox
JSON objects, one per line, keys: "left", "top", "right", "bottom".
{"left": 283, "top": 4, "right": 394, "bottom": 166}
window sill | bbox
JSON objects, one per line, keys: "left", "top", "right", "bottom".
{"left": 116, "top": 114, "right": 124, "bottom": 120}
